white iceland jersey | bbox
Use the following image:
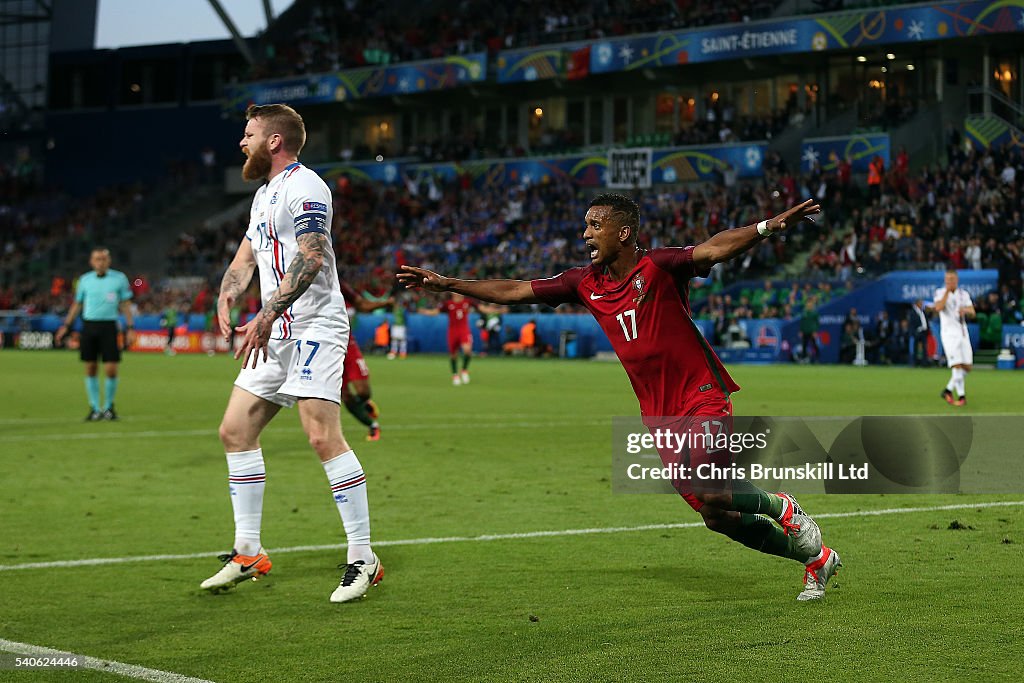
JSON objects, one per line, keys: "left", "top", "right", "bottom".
{"left": 246, "top": 163, "right": 348, "bottom": 341}
{"left": 933, "top": 286, "right": 972, "bottom": 337}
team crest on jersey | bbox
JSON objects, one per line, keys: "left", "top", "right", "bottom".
{"left": 270, "top": 192, "right": 279, "bottom": 205}
{"left": 632, "top": 274, "right": 648, "bottom": 305}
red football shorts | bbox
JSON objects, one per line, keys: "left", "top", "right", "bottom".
{"left": 649, "top": 397, "right": 733, "bottom": 512}
{"left": 342, "top": 337, "right": 370, "bottom": 388}
{"left": 447, "top": 329, "right": 472, "bottom": 355}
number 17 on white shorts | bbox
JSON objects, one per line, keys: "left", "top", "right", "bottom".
{"left": 235, "top": 337, "right": 346, "bottom": 407}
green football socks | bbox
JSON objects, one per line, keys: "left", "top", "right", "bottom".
{"left": 726, "top": 513, "right": 812, "bottom": 563}
{"left": 730, "top": 481, "right": 784, "bottom": 518}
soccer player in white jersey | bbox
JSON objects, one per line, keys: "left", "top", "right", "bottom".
{"left": 200, "top": 103, "right": 382, "bottom": 603}
{"left": 933, "top": 268, "right": 976, "bottom": 407}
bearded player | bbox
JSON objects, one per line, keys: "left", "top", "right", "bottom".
{"left": 399, "top": 193, "right": 840, "bottom": 601}
{"left": 203, "top": 104, "right": 381, "bottom": 602}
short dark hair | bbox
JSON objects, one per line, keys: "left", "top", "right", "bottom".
{"left": 589, "top": 193, "right": 640, "bottom": 240}
{"left": 945, "top": 267, "right": 958, "bottom": 274}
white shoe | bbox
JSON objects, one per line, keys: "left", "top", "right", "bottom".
{"left": 452, "top": 374, "right": 462, "bottom": 386}
{"left": 330, "top": 555, "right": 384, "bottom": 603}
{"left": 460, "top": 370, "right": 470, "bottom": 384}
{"left": 776, "top": 492, "right": 822, "bottom": 558}
{"left": 797, "top": 546, "right": 841, "bottom": 601}
{"left": 200, "top": 548, "right": 272, "bottom": 592}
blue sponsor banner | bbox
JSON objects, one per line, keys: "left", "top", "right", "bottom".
{"left": 308, "top": 143, "right": 767, "bottom": 191}
{"left": 311, "top": 155, "right": 607, "bottom": 189}
{"left": 964, "top": 115, "right": 1024, "bottom": 151}
{"left": 738, "top": 318, "right": 786, "bottom": 353}
{"left": 801, "top": 134, "right": 890, "bottom": 173}
{"left": 806, "top": 270, "right": 998, "bottom": 363}
{"left": 313, "top": 159, "right": 409, "bottom": 185}
{"left": 589, "top": 0, "right": 1024, "bottom": 74}
{"left": 225, "top": 53, "right": 486, "bottom": 109}
{"left": 1003, "top": 325, "right": 1024, "bottom": 368}
{"left": 462, "top": 154, "right": 608, "bottom": 188}
{"left": 883, "top": 269, "right": 997, "bottom": 304}
{"left": 353, "top": 312, "right": 784, "bottom": 361}
{"left": 495, "top": 44, "right": 578, "bottom": 83}
{"left": 310, "top": 159, "right": 462, "bottom": 186}
{"left": 652, "top": 143, "right": 767, "bottom": 183}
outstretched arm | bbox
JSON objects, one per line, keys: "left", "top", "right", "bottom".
{"left": 692, "top": 199, "right": 821, "bottom": 272}
{"left": 397, "top": 266, "right": 541, "bottom": 305}
{"left": 235, "top": 232, "right": 328, "bottom": 367}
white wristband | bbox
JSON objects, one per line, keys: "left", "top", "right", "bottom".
{"left": 757, "top": 220, "right": 773, "bottom": 237}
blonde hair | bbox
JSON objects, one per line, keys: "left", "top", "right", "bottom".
{"left": 246, "top": 103, "right": 306, "bottom": 155}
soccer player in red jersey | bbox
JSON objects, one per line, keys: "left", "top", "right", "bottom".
{"left": 339, "top": 279, "right": 391, "bottom": 440}
{"left": 425, "top": 293, "right": 482, "bottom": 385}
{"left": 398, "top": 193, "right": 840, "bottom": 601}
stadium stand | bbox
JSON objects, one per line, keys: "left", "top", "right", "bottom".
{"left": 5, "top": 0, "right": 1022, "bottom": 365}
{"left": 253, "top": 0, "right": 783, "bottom": 79}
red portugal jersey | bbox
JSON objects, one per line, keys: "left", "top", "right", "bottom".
{"left": 530, "top": 247, "right": 740, "bottom": 419}
{"left": 441, "top": 299, "right": 473, "bottom": 333}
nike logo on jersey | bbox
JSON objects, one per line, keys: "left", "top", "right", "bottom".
{"left": 589, "top": 292, "right": 605, "bottom": 300}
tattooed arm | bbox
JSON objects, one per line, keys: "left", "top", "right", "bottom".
{"left": 234, "top": 231, "right": 328, "bottom": 368}
{"left": 218, "top": 238, "right": 257, "bottom": 340}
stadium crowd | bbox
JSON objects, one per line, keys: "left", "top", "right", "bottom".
{"left": 252, "top": 0, "right": 781, "bottom": 79}
{"left": 7, "top": 138, "right": 1022, "bottom": 345}
{"left": 800, "top": 143, "right": 1023, "bottom": 302}
{"left": 1, "top": 182, "right": 148, "bottom": 312}
{"left": 162, "top": 167, "right": 815, "bottom": 314}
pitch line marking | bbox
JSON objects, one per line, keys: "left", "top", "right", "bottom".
{"left": 0, "top": 419, "right": 609, "bottom": 443}
{"left": 1, "top": 500, "right": 1022, "bottom": 573}
{"left": 0, "top": 637, "right": 215, "bottom": 683}
{"left": 3, "top": 414, "right": 1021, "bottom": 442}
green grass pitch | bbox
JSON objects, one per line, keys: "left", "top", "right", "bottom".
{"left": 0, "top": 350, "right": 1021, "bottom": 682}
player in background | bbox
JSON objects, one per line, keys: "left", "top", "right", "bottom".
{"left": 202, "top": 103, "right": 381, "bottom": 603}
{"left": 388, "top": 294, "right": 409, "bottom": 359}
{"left": 432, "top": 293, "right": 473, "bottom": 384}
{"left": 932, "top": 269, "right": 975, "bottom": 406}
{"left": 339, "top": 278, "right": 392, "bottom": 441}
{"left": 422, "top": 293, "right": 500, "bottom": 384}
{"left": 399, "top": 194, "right": 840, "bottom": 601}
{"left": 55, "top": 247, "right": 135, "bottom": 421}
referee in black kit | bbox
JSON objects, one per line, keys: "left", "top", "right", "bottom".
{"left": 55, "top": 247, "right": 135, "bottom": 420}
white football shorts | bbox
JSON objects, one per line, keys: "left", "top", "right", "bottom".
{"left": 941, "top": 330, "right": 973, "bottom": 367}
{"left": 234, "top": 337, "right": 347, "bottom": 407}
